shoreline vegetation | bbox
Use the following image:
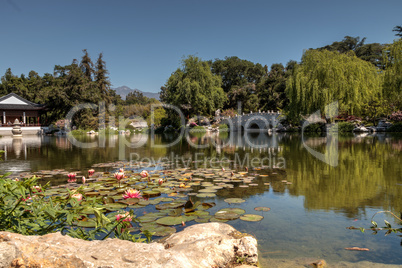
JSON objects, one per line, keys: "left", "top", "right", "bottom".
{"left": 64, "top": 121, "right": 402, "bottom": 137}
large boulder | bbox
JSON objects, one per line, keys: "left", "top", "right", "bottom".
{"left": 0, "top": 222, "right": 258, "bottom": 268}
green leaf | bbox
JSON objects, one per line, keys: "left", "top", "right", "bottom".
{"left": 384, "top": 220, "right": 392, "bottom": 228}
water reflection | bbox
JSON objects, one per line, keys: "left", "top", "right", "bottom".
{"left": 1, "top": 132, "right": 400, "bottom": 218}
{"left": 0, "top": 132, "right": 401, "bottom": 264}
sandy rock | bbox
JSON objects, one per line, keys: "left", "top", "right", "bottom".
{"left": 0, "top": 243, "right": 17, "bottom": 268}
{"left": 0, "top": 222, "right": 258, "bottom": 268}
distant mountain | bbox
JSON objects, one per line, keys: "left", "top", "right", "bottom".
{"left": 113, "top": 86, "right": 160, "bottom": 100}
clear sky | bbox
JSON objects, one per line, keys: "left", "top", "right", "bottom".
{"left": 0, "top": 0, "right": 400, "bottom": 93}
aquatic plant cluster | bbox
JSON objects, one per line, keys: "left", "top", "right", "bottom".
{"left": 0, "top": 161, "right": 278, "bottom": 242}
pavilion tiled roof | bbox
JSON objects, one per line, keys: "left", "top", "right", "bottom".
{"left": 0, "top": 93, "right": 46, "bottom": 110}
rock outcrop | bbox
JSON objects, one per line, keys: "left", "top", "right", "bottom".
{"left": 0, "top": 222, "right": 258, "bottom": 268}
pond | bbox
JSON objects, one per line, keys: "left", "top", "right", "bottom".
{"left": 0, "top": 131, "right": 401, "bottom": 266}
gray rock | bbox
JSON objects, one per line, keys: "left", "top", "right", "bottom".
{"left": 0, "top": 222, "right": 258, "bottom": 268}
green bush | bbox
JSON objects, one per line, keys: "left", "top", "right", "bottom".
{"left": 189, "top": 126, "right": 206, "bottom": 133}
{"left": 70, "top": 129, "right": 88, "bottom": 136}
{"left": 303, "top": 123, "right": 324, "bottom": 133}
{"left": 387, "top": 123, "right": 402, "bottom": 132}
{"left": 338, "top": 122, "right": 355, "bottom": 133}
{"left": 219, "top": 124, "right": 229, "bottom": 130}
{"left": 154, "top": 126, "right": 165, "bottom": 134}
{"left": 0, "top": 176, "right": 151, "bottom": 242}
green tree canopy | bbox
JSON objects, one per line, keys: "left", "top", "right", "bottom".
{"left": 0, "top": 50, "right": 120, "bottom": 129}
{"left": 211, "top": 56, "right": 266, "bottom": 92}
{"left": 161, "top": 55, "right": 227, "bottom": 118}
{"left": 286, "top": 50, "right": 383, "bottom": 118}
{"left": 393, "top": 25, "right": 402, "bottom": 37}
{"left": 317, "top": 36, "right": 385, "bottom": 68}
{"left": 211, "top": 56, "right": 265, "bottom": 111}
{"left": 258, "top": 63, "right": 293, "bottom": 111}
{"left": 383, "top": 39, "right": 402, "bottom": 110}
{"left": 125, "top": 90, "right": 157, "bottom": 105}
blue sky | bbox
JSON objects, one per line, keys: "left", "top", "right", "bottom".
{"left": 0, "top": 0, "right": 400, "bottom": 93}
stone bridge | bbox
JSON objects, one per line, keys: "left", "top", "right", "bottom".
{"left": 220, "top": 110, "right": 283, "bottom": 131}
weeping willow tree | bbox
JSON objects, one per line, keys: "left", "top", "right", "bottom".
{"left": 383, "top": 39, "right": 402, "bottom": 110}
{"left": 286, "top": 50, "right": 382, "bottom": 119}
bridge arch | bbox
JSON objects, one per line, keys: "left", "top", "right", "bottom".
{"left": 220, "top": 112, "right": 283, "bottom": 132}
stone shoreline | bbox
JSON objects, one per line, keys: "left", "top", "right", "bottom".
{"left": 1, "top": 222, "right": 401, "bottom": 268}
{"left": 0, "top": 223, "right": 258, "bottom": 268}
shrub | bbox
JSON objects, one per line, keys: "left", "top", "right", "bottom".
{"left": 337, "top": 122, "right": 355, "bottom": 133}
{"left": 303, "top": 123, "right": 324, "bottom": 133}
{"left": 387, "top": 123, "right": 402, "bottom": 132}
{"left": 221, "top": 109, "right": 237, "bottom": 117}
{"left": 70, "top": 129, "right": 87, "bottom": 136}
{"left": 0, "top": 175, "right": 151, "bottom": 242}
{"left": 189, "top": 126, "right": 206, "bottom": 133}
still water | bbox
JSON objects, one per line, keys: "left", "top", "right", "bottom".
{"left": 1, "top": 132, "right": 401, "bottom": 266}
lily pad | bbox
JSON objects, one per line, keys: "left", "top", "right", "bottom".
{"left": 194, "top": 217, "right": 211, "bottom": 223}
{"left": 210, "top": 217, "right": 228, "bottom": 223}
{"left": 141, "top": 225, "right": 176, "bottom": 236}
{"left": 155, "top": 201, "right": 186, "bottom": 210}
{"left": 142, "top": 190, "right": 161, "bottom": 197}
{"left": 224, "top": 198, "right": 246, "bottom": 204}
{"left": 185, "top": 210, "right": 209, "bottom": 216}
{"left": 156, "top": 215, "right": 196, "bottom": 226}
{"left": 240, "top": 214, "right": 264, "bottom": 222}
{"left": 103, "top": 203, "right": 127, "bottom": 211}
{"left": 219, "top": 208, "right": 245, "bottom": 215}
{"left": 214, "top": 210, "right": 240, "bottom": 220}
{"left": 138, "top": 214, "right": 161, "bottom": 223}
{"left": 198, "top": 188, "right": 217, "bottom": 193}
{"left": 254, "top": 207, "right": 270, "bottom": 212}
{"left": 196, "top": 193, "right": 216, "bottom": 198}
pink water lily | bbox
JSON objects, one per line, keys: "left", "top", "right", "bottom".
{"left": 114, "top": 172, "right": 124, "bottom": 187}
{"left": 71, "top": 193, "right": 83, "bottom": 202}
{"left": 68, "top": 173, "right": 77, "bottom": 183}
{"left": 21, "top": 195, "right": 32, "bottom": 202}
{"left": 88, "top": 169, "right": 95, "bottom": 177}
{"left": 140, "top": 170, "right": 149, "bottom": 178}
{"left": 158, "top": 178, "right": 163, "bottom": 186}
{"left": 123, "top": 189, "right": 142, "bottom": 199}
{"left": 119, "top": 168, "right": 124, "bottom": 173}
{"left": 32, "top": 186, "right": 42, "bottom": 193}
{"left": 116, "top": 212, "right": 132, "bottom": 222}
{"left": 82, "top": 176, "right": 86, "bottom": 184}
{"left": 114, "top": 172, "right": 124, "bottom": 181}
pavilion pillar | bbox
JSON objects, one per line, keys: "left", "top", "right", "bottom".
{"left": 23, "top": 112, "right": 26, "bottom": 124}
{"left": 37, "top": 116, "right": 40, "bottom": 125}
{"left": 2, "top": 111, "right": 5, "bottom": 124}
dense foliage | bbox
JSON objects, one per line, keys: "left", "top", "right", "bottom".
{"left": 286, "top": 50, "right": 383, "bottom": 119}
{"left": 383, "top": 39, "right": 402, "bottom": 110}
{"left": 160, "top": 55, "right": 227, "bottom": 118}
{"left": 0, "top": 50, "right": 119, "bottom": 129}
{"left": 0, "top": 175, "right": 150, "bottom": 242}
{"left": 317, "top": 36, "right": 385, "bottom": 68}
{"left": 211, "top": 56, "right": 265, "bottom": 112}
